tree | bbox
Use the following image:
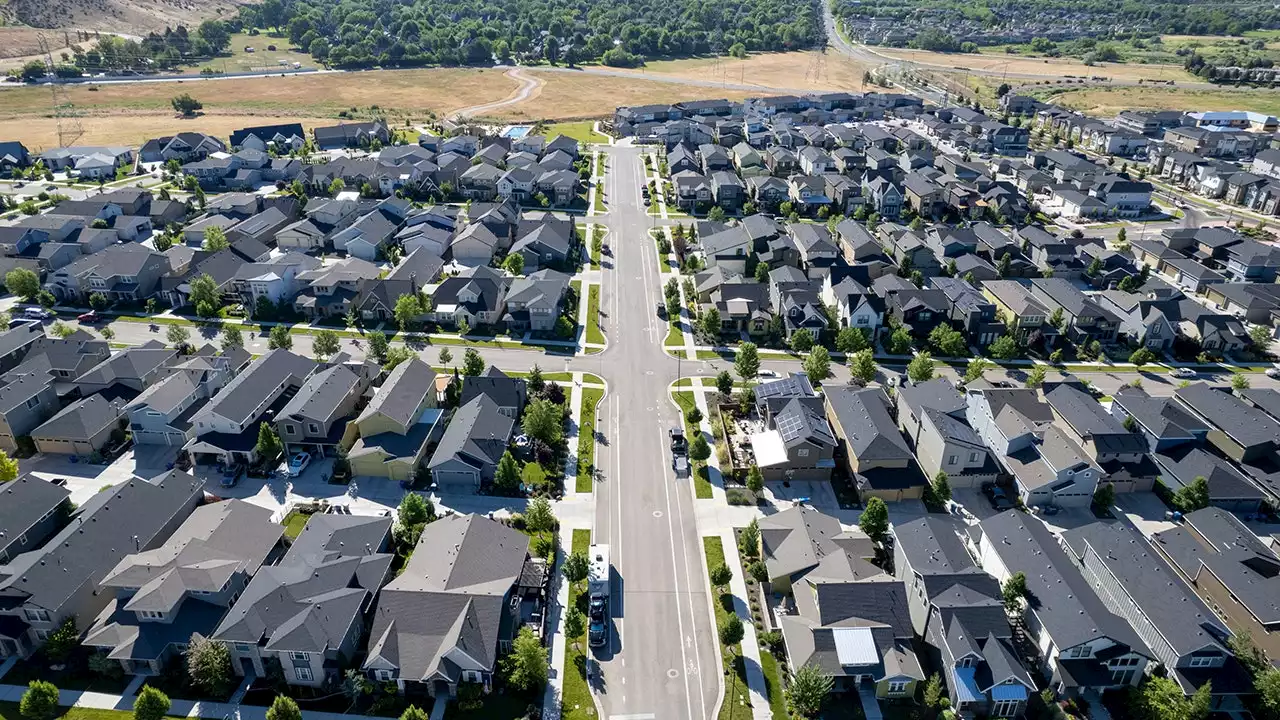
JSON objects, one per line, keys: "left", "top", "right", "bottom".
{"left": 1256, "top": 668, "right": 1280, "bottom": 717}
{"left": 462, "top": 348, "right": 485, "bottom": 376}
{"left": 688, "top": 434, "right": 711, "bottom": 463}
{"left": 1174, "top": 476, "right": 1211, "bottom": 513}
{"left": 268, "top": 325, "right": 292, "bottom": 350}
{"left": 1138, "top": 676, "right": 1210, "bottom": 720}
{"left": 859, "top": 497, "right": 889, "bottom": 543}
{"left": 788, "top": 663, "right": 834, "bottom": 719}
{"left": 700, "top": 307, "right": 721, "bottom": 337}
{"left": 963, "top": 358, "right": 990, "bottom": 384}
{"left": 328, "top": 178, "right": 346, "bottom": 197}
{"left": 43, "top": 617, "right": 79, "bottom": 662}
{"left": 188, "top": 274, "right": 220, "bottom": 318}
{"left": 907, "top": 351, "right": 936, "bottom": 383}
{"left": 133, "top": 686, "right": 171, "bottom": 720}
{"left": 495, "top": 451, "right": 522, "bottom": 493}
{"left": 932, "top": 471, "right": 952, "bottom": 503}
{"left": 851, "top": 350, "right": 877, "bottom": 384}
{"left": 397, "top": 492, "right": 434, "bottom": 530}
{"left": 525, "top": 497, "right": 556, "bottom": 533}
{"left": 398, "top": 707, "right": 428, "bottom": 720}
{"left": 1116, "top": 227, "right": 1127, "bottom": 244}
{"left": 928, "top": 324, "right": 967, "bottom": 357}
{"left": 219, "top": 324, "right": 243, "bottom": 352}
{"left": 888, "top": 326, "right": 914, "bottom": 355}
{"left": 505, "top": 627, "right": 548, "bottom": 692}
{"left": 803, "top": 346, "right": 832, "bottom": 383}
{"left": 1232, "top": 374, "right": 1251, "bottom": 391}
{"left": 563, "top": 551, "right": 590, "bottom": 584}
{"left": 166, "top": 324, "right": 190, "bottom": 348}
{"left": 5, "top": 268, "right": 40, "bottom": 300}
{"left": 1026, "top": 364, "right": 1047, "bottom": 388}
{"left": 989, "top": 334, "right": 1019, "bottom": 360}
{"left": 1048, "top": 307, "right": 1064, "bottom": 330}
{"left": 202, "top": 226, "right": 229, "bottom": 252}
{"left": 438, "top": 347, "right": 453, "bottom": 367}
{"left": 1093, "top": 482, "right": 1116, "bottom": 510}
{"left": 1129, "top": 347, "right": 1156, "bottom": 366}
{"left": 188, "top": 634, "right": 234, "bottom": 696}
{"left": 89, "top": 292, "right": 108, "bottom": 310}
{"left": 754, "top": 261, "right": 770, "bottom": 283}
{"left": 1250, "top": 324, "right": 1273, "bottom": 351}
{"left": 719, "top": 615, "right": 744, "bottom": 647}
{"left": 255, "top": 422, "right": 282, "bottom": 462}
{"left": 394, "top": 293, "right": 422, "bottom": 330}
{"left": 923, "top": 673, "right": 944, "bottom": 710}
{"left": 734, "top": 342, "right": 760, "bottom": 382}
{"left": 170, "top": 93, "right": 202, "bottom": 116}
{"left": 523, "top": 398, "right": 564, "bottom": 445}
{"left": 716, "top": 371, "right": 734, "bottom": 396}
{"left": 836, "top": 327, "right": 869, "bottom": 354}
{"left": 265, "top": 696, "right": 302, "bottom": 720}
{"left": 997, "top": 252, "right": 1012, "bottom": 278}
{"left": 1002, "top": 571, "right": 1028, "bottom": 613}
{"left": 20, "top": 681, "right": 58, "bottom": 720}
{"left": 564, "top": 609, "right": 586, "bottom": 647}
{"left": 746, "top": 465, "right": 764, "bottom": 494}
{"left": 709, "top": 563, "right": 732, "bottom": 587}
{"left": 313, "top": 329, "right": 341, "bottom": 359}
{"left": 688, "top": 407, "right": 703, "bottom": 426}
{"left": 368, "top": 331, "right": 389, "bottom": 364}
{"left": 0, "top": 450, "right": 19, "bottom": 483}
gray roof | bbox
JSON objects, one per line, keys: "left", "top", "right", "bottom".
{"left": 428, "top": 394, "right": 514, "bottom": 472}
{"left": 205, "top": 350, "right": 316, "bottom": 426}
{"left": 1044, "top": 385, "right": 1147, "bottom": 454}
{"left": 1176, "top": 382, "right": 1280, "bottom": 450}
{"left": 893, "top": 516, "right": 980, "bottom": 577}
{"left": 277, "top": 365, "right": 360, "bottom": 424}
{"left": 973, "top": 388, "right": 1056, "bottom": 440}
{"left": 125, "top": 371, "right": 202, "bottom": 416}
{"left": 1111, "top": 387, "right": 1208, "bottom": 441}
{"left": 75, "top": 346, "right": 177, "bottom": 388}
{"left": 31, "top": 394, "right": 124, "bottom": 441}
{"left": 0, "top": 477, "right": 69, "bottom": 552}
{"left": 1062, "top": 522, "right": 1228, "bottom": 662}
{"left": 458, "top": 366, "right": 527, "bottom": 411}
{"left": 365, "top": 514, "right": 529, "bottom": 680}
{"left": 760, "top": 506, "right": 874, "bottom": 582}
{"left": 357, "top": 358, "right": 436, "bottom": 429}
{"left": 978, "top": 511, "right": 1151, "bottom": 656}
{"left": 214, "top": 514, "right": 392, "bottom": 651}
{"left": 825, "top": 387, "right": 911, "bottom": 462}
{"left": 899, "top": 377, "right": 966, "bottom": 420}
{"left": 1153, "top": 445, "right": 1263, "bottom": 501}
{"left": 0, "top": 472, "right": 205, "bottom": 616}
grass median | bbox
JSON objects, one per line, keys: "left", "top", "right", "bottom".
{"left": 576, "top": 387, "right": 604, "bottom": 493}
{"left": 586, "top": 285, "right": 605, "bottom": 345}
{"left": 703, "top": 537, "right": 752, "bottom": 720}
{"left": 563, "top": 529, "right": 594, "bottom": 720}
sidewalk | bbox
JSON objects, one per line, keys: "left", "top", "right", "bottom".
{"left": 719, "top": 529, "right": 774, "bottom": 720}
{"left": 0, "top": 683, "right": 396, "bottom": 720}
{"left": 562, "top": 372, "right": 587, "bottom": 498}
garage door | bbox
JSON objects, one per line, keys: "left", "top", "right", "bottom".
{"left": 433, "top": 469, "right": 479, "bottom": 490}
{"left": 133, "top": 430, "right": 185, "bottom": 446}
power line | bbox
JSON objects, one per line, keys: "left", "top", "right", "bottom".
{"left": 38, "top": 33, "right": 83, "bottom": 147}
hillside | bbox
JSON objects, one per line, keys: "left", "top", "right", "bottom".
{"left": 0, "top": 0, "right": 254, "bottom": 34}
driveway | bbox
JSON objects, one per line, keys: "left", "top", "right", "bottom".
{"left": 1114, "top": 491, "right": 1179, "bottom": 538}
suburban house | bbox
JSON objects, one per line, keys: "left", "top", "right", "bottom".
{"left": 428, "top": 266, "right": 511, "bottom": 329}
{"left": 1044, "top": 384, "right": 1152, "bottom": 493}
{"left": 0, "top": 477, "right": 70, "bottom": 564}
{"left": 0, "top": 372, "right": 60, "bottom": 452}
{"left": 0, "top": 472, "right": 205, "bottom": 659}
{"left": 503, "top": 270, "right": 569, "bottom": 334}
{"left": 748, "top": 375, "right": 837, "bottom": 482}
{"left": 83, "top": 500, "right": 283, "bottom": 676}
{"left": 229, "top": 124, "right": 305, "bottom": 152}
{"left": 893, "top": 516, "right": 1035, "bottom": 718}
{"left": 30, "top": 394, "right": 126, "bottom": 457}
{"left": 976, "top": 511, "right": 1154, "bottom": 700}
{"left": 312, "top": 121, "right": 391, "bottom": 150}
{"left": 344, "top": 359, "right": 443, "bottom": 482}
{"left": 897, "top": 378, "right": 998, "bottom": 488}
{"left": 1174, "top": 383, "right": 1280, "bottom": 463}
{"left": 364, "top": 513, "right": 547, "bottom": 698}
{"left": 763, "top": 506, "right": 924, "bottom": 713}
{"left": 825, "top": 386, "right": 923, "bottom": 501}
{"left": 274, "top": 365, "right": 369, "bottom": 458}
{"left": 216, "top": 514, "right": 393, "bottom": 687}
{"left": 44, "top": 244, "right": 170, "bottom": 305}
{"left": 1063, "top": 522, "right": 1246, "bottom": 708}
{"left": 127, "top": 355, "right": 236, "bottom": 447}
{"left": 427, "top": 395, "right": 514, "bottom": 492}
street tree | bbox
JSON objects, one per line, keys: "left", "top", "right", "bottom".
{"left": 928, "top": 325, "right": 967, "bottom": 356}
{"left": 564, "top": 609, "right": 586, "bottom": 649}
{"left": 803, "top": 346, "right": 832, "bottom": 383}
{"left": 719, "top": 615, "right": 744, "bottom": 649}
{"left": 888, "top": 326, "right": 913, "bottom": 355}
{"left": 963, "top": 358, "right": 990, "bottom": 384}
{"left": 1026, "top": 365, "right": 1047, "bottom": 388}
{"left": 562, "top": 551, "right": 589, "bottom": 583}
{"left": 166, "top": 324, "right": 190, "bottom": 348}
{"left": 907, "top": 351, "right": 936, "bottom": 383}
{"left": 462, "top": 348, "right": 485, "bottom": 376}
{"left": 3, "top": 268, "right": 39, "bottom": 299}
{"left": 734, "top": 342, "right": 760, "bottom": 382}
{"left": 789, "top": 328, "right": 814, "bottom": 352}
{"left": 836, "top": 326, "right": 869, "bottom": 354}
{"left": 851, "top": 349, "right": 877, "bottom": 384}
{"left": 394, "top": 294, "right": 422, "bottom": 330}
{"left": 313, "top": 329, "right": 341, "bottom": 359}
{"left": 367, "top": 331, "right": 389, "bottom": 364}
{"left": 220, "top": 324, "right": 243, "bottom": 351}
{"left": 189, "top": 274, "right": 220, "bottom": 317}
{"left": 688, "top": 434, "right": 711, "bottom": 463}
{"left": 988, "top": 334, "right": 1020, "bottom": 360}
{"left": 133, "top": 686, "right": 171, "bottom": 720}
{"left": 268, "top": 324, "right": 292, "bottom": 350}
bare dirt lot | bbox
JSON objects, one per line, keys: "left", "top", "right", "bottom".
{"left": 1047, "top": 86, "right": 1280, "bottom": 118}
{"left": 491, "top": 69, "right": 756, "bottom": 121}
{"left": 0, "top": 113, "right": 340, "bottom": 152}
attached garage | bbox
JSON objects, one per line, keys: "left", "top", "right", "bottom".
{"left": 431, "top": 465, "right": 481, "bottom": 492}
{"left": 133, "top": 429, "right": 187, "bottom": 446}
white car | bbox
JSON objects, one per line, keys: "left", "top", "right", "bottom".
{"left": 286, "top": 451, "right": 312, "bottom": 477}
{"left": 1267, "top": 368, "right": 1280, "bottom": 379}
{"left": 757, "top": 369, "right": 779, "bottom": 379}
{"left": 1170, "top": 368, "right": 1197, "bottom": 379}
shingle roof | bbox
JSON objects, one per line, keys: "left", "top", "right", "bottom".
{"left": 1176, "top": 382, "right": 1280, "bottom": 450}
{"left": 31, "top": 394, "right": 124, "bottom": 441}
{"left": 825, "top": 387, "right": 911, "bottom": 462}
{"left": 428, "top": 395, "right": 513, "bottom": 471}
{"left": 278, "top": 365, "right": 360, "bottom": 425}
{"left": 205, "top": 350, "right": 316, "bottom": 426}
{"left": 0, "top": 477, "right": 69, "bottom": 552}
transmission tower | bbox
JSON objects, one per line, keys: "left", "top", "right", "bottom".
{"left": 38, "top": 34, "right": 83, "bottom": 147}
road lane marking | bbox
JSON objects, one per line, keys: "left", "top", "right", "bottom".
{"left": 659, "top": 420, "right": 696, "bottom": 720}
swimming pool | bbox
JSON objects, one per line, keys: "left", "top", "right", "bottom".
{"left": 502, "top": 125, "right": 533, "bottom": 139}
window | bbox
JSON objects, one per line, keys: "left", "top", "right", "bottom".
{"left": 948, "top": 455, "right": 958, "bottom": 466}
{"left": 24, "top": 397, "right": 38, "bottom": 410}
{"left": 295, "top": 667, "right": 313, "bottom": 682}
{"left": 1066, "top": 645, "right": 1090, "bottom": 659}
{"left": 16, "top": 533, "right": 25, "bottom": 546}
{"left": 463, "top": 671, "right": 482, "bottom": 683}
{"left": 992, "top": 699, "right": 1020, "bottom": 718}
{"left": 290, "top": 652, "right": 309, "bottom": 662}
{"left": 856, "top": 316, "right": 868, "bottom": 326}
{"left": 798, "top": 449, "right": 810, "bottom": 458}
{"left": 375, "top": 670, "right": 394, "bottom": 682}
{"left": 968, "top": 452, "right": 979, "bottom": 463}
{"left": 887, "top": 680, "right": 908, "bottom": 695}
{"left": 34, "top": 630, "right": 50, "bottom": 641}
{"left": 958, "top": 656, "right": 974, "bottom": 668}
{"left": 1188, "top": 656, "right": 1215, "bottom": 668}
{"left": 24, "top": 609, "right": 50, "bottom": 623}
{"left": 235, "top": 644, "right": 253, "bottom": 653}
{"left": 307, "top": 423, "right": 319, "bottom": 435}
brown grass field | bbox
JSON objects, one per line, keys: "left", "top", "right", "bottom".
{"left": 492, "top": 69, "right": 756, "bottom": 121}
{"left": 1047, "top": 86, "right": 1280, "bottom": 118}
{"left": 875, "top": 47, "right": 1200, "bottom": 84}
{"left": 603, "top": 50, "right": 871, "bottom": 93}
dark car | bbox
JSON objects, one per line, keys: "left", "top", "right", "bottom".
{"left": 985, "top": 485, "right": 1014, "bottom": 511}
{"left": 669, "top": 427, "right": 687, "bottom": 454}
{"left": 588, "top": 597, "right": 608, "bottom": 647}
{"left": 220, "top": 464, "right": 245, "bottom": 488}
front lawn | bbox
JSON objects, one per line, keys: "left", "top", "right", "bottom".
{"left": 576, "top": 387, "right": 604, "bottom": 493}
{"left": 672, "top": 390, "right": 713, "bottom": 499}
{"left": 563, "top": 529, "right": 595, "bottom": 720}
{"left": 0, "top": 704, "right": 179, "bottom": 720}
{"left": 545, "top": 121, "right": 607, "bottom": 145}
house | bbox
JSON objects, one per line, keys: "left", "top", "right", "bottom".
{"left": 825, "top": 386, "right": 923, "bottom": 501}
{"left": 229, "top": 123, "right": 305, "bottom": 152}
{"left": 427, "top": 395, "right": 514, "bottom": 492}
{"left": 1204, "top": 282, "right": 1280, "bottom": 324}
{"left": 510, "top": 215, "right": 576, "bottom": 270}
{"left": 75, "top": 344, "right": 179, "bottom": 399}
{"left": 892, "top": 516, "right": 1035, "bottom": 718}
{"left": 139, "top": 133, "right": 226, "bottom": 164}
{"left": 1044, "top": 384, "right": 1152, "bottom": 492}
{"left": 1153, "top": 444, "right": 1267, "bottom": 514}
{"left": 1029, "top": 278, "right": 1119, "bottom": 344}
{"left": 39, "top": 146, "right": 133, "bottom": 179}
{"left": 0, "top": 141, "right": 30, "bottom": 175}
{"left": 898, "top": 379, "right": 997, "bottom": 487}
{"left": 976, "top": 511, "right": 1154, "bottom": 698}
{"left": 83, "top": 500, "right": 283, "bottom": 676}
{"left": 458, "top": 367, "right": 526, "bottom": 419}
{"left": 276, "top": 199, "right": 361, "bottom": 251}
{"left": 30, "top": 394, "right": 125, "bottom": 456}
{"left": 344, "top": 359, "right": 442, "bottom": 482}
{"left": 1094, "top": 291, "right": 1175, "bottom": 351}
{"left": 312, "top": 121, "right": 390, "bottom": 150}
{"left": 364, "top": 513, "right": 546, "bottom": 698}
{"left": 275, "top": 365, "right": 368, "bottom": 457}
{"left": 216, "top": 514, "right": 393, "bottom": 687}
{"left": 1174, "top": 382, "right": 1280, "bottom": 463}
{"left": 45, "top": 244, "right": 170, "bottom": 304}
{"left": 1062, "top": 522, "right": 1246, "bottom": 706}
{"left": 965, "top": 385, "right": 1055, "bottom": 459}
{"left": 1151, "top": 508, "right": 1280, "bottom": 665}
{"left": 293, "top": 257, "right": 382, "bottom": 320}
{"left": 932, "top": 276, "right": 1000, "bottom": 345}
{"left": 764, "top": 506, "right": 925, "bottom": 710}
{"left": 0, "top": 477, "right": 70, "bottom": 564}
{"left": 748, "top": 375, "right": 837, "bottom": 482}
{"left": 0, "top": 372, "right": 60, "bottom": 452}
{"left": 0, "top": 471, "right": 204, "bottom": 659}
{"left": 332, "top": 200, "right": 408, "bottom": 262}
{"left": 127, "top": 356, "right": 236, "bottom": 447}
{"left": 1109, "top": 386, "right": 1210, "bottom": 454}
{"left": 503, "top": 270, "right": 569, "bottom": 333}
{"left": 701, "top": 226, "right": 754, "bottom": 275}
{"left": 13, "top": 334, "right": 111, "bottom": 388}
{"left": 429, "top": 265, "right": 511, "bottom": 329}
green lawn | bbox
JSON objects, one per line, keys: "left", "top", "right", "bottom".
{"left": 703, "top": 537, "right": 752, "bottom": 720}
{"left": 672, "top": 391, "right": 714, "bottom": 499}
{"left": 0, "top": 705, "right": 178, "bottom": 720}
{"left": 759, "top": 651, "right": 788, "bottom": 720}
{"left": 590, "top": 225, "right": 604, "bottom": 269}
{"left": 563, "top": 530, "right": 594, "bottom": 720}
{"left": 545, "top": 121, "right": 608, "bottom": 145}
{"left": 576, "top": 387, "right": 604, "bottom": 493}
{"left": 665, "top": 320, "right": 685, "bottom": 347}
{"left": 282, "top": 509, "right": 310, "bottom": 539}
{"left": 586, "top": 285, "right": 605, "bottom": 345}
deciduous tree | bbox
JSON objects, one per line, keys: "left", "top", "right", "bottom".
{"left": 859, "top": 497, "right": 889, "bottom": 543}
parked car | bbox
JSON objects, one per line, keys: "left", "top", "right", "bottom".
{"left": 23, "top": 307, "right": 51, "bottom": 320}
{"left": 985, "top": 485, "right": 1014, "bottom": 511}
{"left": 220, "top": 464, "right": 245, "bottom": 488}
{"left": 1268, "top": 367, "right": 1280, "bottom": 379}
{"left": 757, "top": 369, "right": 779, "bottom": 379}
{"left": 673, "top": 455, "right": 690, "bottom": 478}
{"left": 1169, "top": 367, "right": 1196, "bottom": 378}
{"left": 286, "top": 451, "right": 312, "bottom": 477}
{"left": 669, "top": 427, "right": 687, "bottom": 454}
{"left": 77, "top": 310, "right": 100, "bottom": 323}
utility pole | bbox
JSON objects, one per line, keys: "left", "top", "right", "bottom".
{"left": 38, "top": 34, "right": 82, "bottom": 147}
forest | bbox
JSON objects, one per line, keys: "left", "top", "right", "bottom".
{"left": 233, "top": 0, "right": 824, "bottom": 69}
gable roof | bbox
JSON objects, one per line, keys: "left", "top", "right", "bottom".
{"left": 358, "top": 358, "right": 436, "bottom": 429}
{"left": 825, "top": 387, "right": 911, "bottom": 462}
{"left": 428, "top": 395, "right": 514, "bottom": 472}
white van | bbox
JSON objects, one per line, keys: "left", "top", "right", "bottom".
{"left": 23, "top": 308, "right": 51, "bottom": 320}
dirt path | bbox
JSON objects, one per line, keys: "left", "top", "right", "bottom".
{"left": 447, "top": 67, "right": 544, "bottom": 121}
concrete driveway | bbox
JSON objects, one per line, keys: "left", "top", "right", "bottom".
{"left": 1115, "top": 491, "right": 1179, "bottom": 538}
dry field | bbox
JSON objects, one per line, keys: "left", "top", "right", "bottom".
{"left": 875, "top": 47, "right": 1199, "bottom": 84}
{"left": 0, "top": 113, "right": 342, "bottom": 151}
{"left": 607, "top": 51, "right": 870, "bottom": 93}
{"left": 1, "top": 0, "right": 250, "bottom": 34}
{"left": 1047, "top": 86, "right": 1280, "bottom": 118}
{"left": 494, "top": 69, "right": 756, "bottom": 121}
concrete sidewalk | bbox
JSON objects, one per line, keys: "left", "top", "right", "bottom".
{"left": 719, "top": 529, "right": 775, "bottom": 720}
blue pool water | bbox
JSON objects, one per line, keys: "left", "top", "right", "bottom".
{"left": 502, "top": 125, "right": 533, "bottom": 138}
